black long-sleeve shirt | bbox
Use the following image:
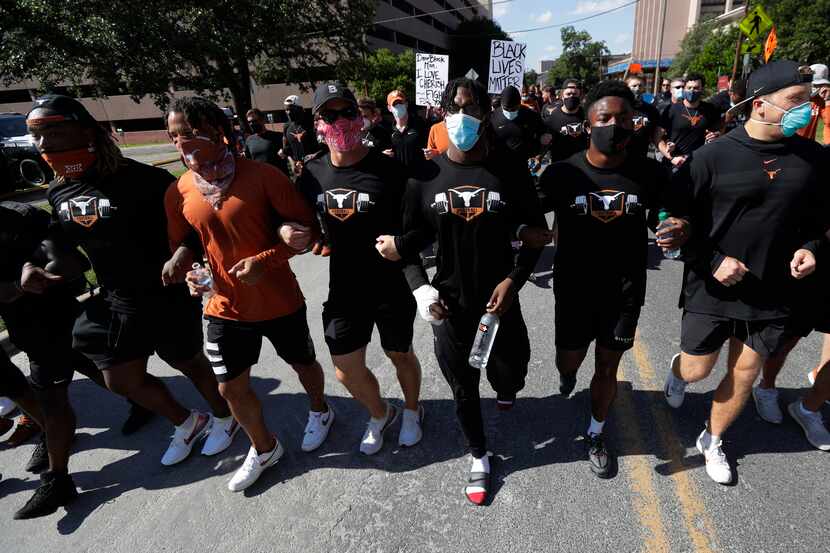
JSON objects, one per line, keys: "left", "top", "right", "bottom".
{"left": 673, "top": 126, "right": 830, "bottom": 320}
{"left": 399, "top": 153, "right": 545, "bottom": 313}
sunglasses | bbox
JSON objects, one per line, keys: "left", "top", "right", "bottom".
{"left": 318, "top": 106, "right": 358, "bottom": 124}
{"left": 672, "top": 85, "right": 684, "bottom": 89}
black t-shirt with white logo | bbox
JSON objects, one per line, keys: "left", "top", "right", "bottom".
{"left": 390, "top": 115, "right": 428, "bottom": 171}
{"left": 298, "top": 148, "right": 409, "bottom": 300}
{"left": 399, "top": 153, "right": 545, "bottom": 312}
{"left": 47, "top": 159, "right": 176, "bottom": 312}
{"left": 629, "top": 100, "right": 661, "bottom": 159}
{"left": 660, "top": 101, "right": 720, "bottom": 157}
{"left": 540, "top": 152, "right": 668, "bottom": 308}
{"left": 543, "top": 106, "right": 588, "bottom": 163}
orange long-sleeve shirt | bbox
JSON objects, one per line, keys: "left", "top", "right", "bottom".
{"left": 165, "top": 159, "right": 316, "bottom": 322}
{"left": 427, "top": 121, "right": 450, "bottom": 153}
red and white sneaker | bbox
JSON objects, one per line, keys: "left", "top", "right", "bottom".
{"left": 464, "top": 452, "right": 492, "bottom": 506}
{"left": 202, "top": 416, "right": 240, "bottom": 456}
{"left": 161, "top": 411, "right": 210, "bottom": 466}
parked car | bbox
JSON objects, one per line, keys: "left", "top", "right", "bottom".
{"left": 0, "top": 112, "right": 52, "bottom": 192}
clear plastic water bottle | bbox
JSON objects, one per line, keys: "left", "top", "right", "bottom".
{"left": 657, "top": 210, "right": 681, "bottom": 259}
{"left": 468, "top": 313, "right": 501, "bottom": 369}
{"left": 191, "top": 262, "right": 214, "bottom": 297}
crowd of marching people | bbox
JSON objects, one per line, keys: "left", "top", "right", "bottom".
{"left": 0, "top": 57, "right": 827, "bottom": 519}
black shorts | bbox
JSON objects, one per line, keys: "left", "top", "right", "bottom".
{"left": 680, "top": 311, "right": 787, "bottom": 358}
{"left": 554, "top": 292, "right": 641, "bottom": 352}
{"left": 73, "top": 286, "right": 204, "bottom": 371}
{"left": 205, "top": 304, "right": 317, "bottom": 383}
{"left": 0, "top": 348, "right": 29, "bottom": 399}
{"left": 0, "top": 293, "right": 93, "bottom": 389}
{"left": 322, "top": 293, "right": 416, "bottom": 356}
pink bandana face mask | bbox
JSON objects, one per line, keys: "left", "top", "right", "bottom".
{"left": 318, "top": 117, "right": 363, "bottom": 152}
{"left": 177, "top": 136, "right": 235, "bottom": 209}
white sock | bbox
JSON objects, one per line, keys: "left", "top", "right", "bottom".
{"left": 587, "top": 416, "right": 605, "bottom": 437}
{"left": 470, "top": 453, "right": 490, "bottom": 474}
{"left": 799, "top": 401, "right": 817, "bottom": 416}
{"left": 370, "top": 403, "right": 390, "bottom": 425}
{"left": 702, "top": 430, "right": 720, "bottom": 450}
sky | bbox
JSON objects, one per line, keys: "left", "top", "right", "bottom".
{"left": 491, "top": 0, "right": 636, "bottom": 73}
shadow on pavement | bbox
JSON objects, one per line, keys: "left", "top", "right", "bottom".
{"left": 18, "top": 373, "right": 820, "bottom": 529}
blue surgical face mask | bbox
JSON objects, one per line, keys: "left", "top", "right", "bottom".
{"left": 758, "top": 100, "right": 813, "bottom": 137}
{"left": 391, "top": 103, "right": 408, "bottom": 120}
{"left": 683, "top": 90, "right": 702, "bottom": 103}
{"left": 445, "top": 113, "right": 482, "bottom": 152}
{"left": 672, "top": 88, "right": 684, "bottom": 100}
{"left": 502, "top": 108, "right": 519, "bottom": 121}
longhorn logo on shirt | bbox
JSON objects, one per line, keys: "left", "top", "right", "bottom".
{"left": 448, "top": 186, "right": 486, "bottom": 221}
{"left": 560, "top": 123, "right": 584, "bottom": 137}
{"left": 588, "top": 190, "right": 625, "bottom": 223}
{"left": 762, "top": 158, "right": 781, "bottom": 180}
{"left": 324, "top": 188, "right": 357, "bottom": 221}
{"left": 633, "top": 116, "right": 649, "bottom": 132}
{"left": 682, "top": 113, "right": 702, "bottom": 127}
{"left": 58, "top": 196, "right": 113, "bottom": 228}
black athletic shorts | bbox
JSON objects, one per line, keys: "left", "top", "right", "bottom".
{"left": 73, "top": 285, "right": 204, "bottom": 371}
{"left": 0, "top": 348, "right": 29, "bottom": 399}
{"left": 680, "top": 311, "right": 788, "bottom": 358}
{"left": 0, "top": 293, "right": 94, "bottom": 389}
{"left": 322, "top": 292, "right": 416, "bottom": 356}
{"left": 205, "top": 304, "right": 316, "bottom": 383}
{"left": 554, "top": 288, "right": 641, "bottom": 352}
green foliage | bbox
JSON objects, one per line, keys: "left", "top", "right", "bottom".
{"left": 447, "top": 16, "right": 511, "bottom": 83}
{"left": 0, "top": 0, "right": 375, "bottom": 118}
{"left": 669, "top": 21, "right": 739, "bottom": 92}
{"left": 342, "top": 49, "right": 416, "bottom": 107}
{"left": 545, "top": 26, "right": 610, "bottom": 90}
{"left": 524, "top": 70, "right": 539, "bottom": 88}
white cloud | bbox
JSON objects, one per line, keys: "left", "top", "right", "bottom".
{"left": 614, "top": 32, "right": 631, "bottom": 45}
{"left": 545, "top": 45, "right": 559, "bottom": 53}
{"left": 571, "top": 0, "right": 628, "bottom": 15}
{"left": 493, "top": 2, "right": 509, "bottom": 18}
{"left": 536, "top": 10, "right": 553, "bottom": 23}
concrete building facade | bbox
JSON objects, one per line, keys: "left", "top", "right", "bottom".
{"left": 0, "top": 1, "right": 491, "bottom": 131}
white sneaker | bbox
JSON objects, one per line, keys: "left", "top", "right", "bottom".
{"left": 161, "top": 411, "right": 210, "bottom": 466}
{"left": 0, "top": 397, "right": 15, "bottom": 417}
{"left": 227, "top": 437, "right": 284, "bottom": 492}
{"left": 301, "top": 406, "right": 334, "bottom": 452}
{"left": 696, "top": 429, "right": 732, "bottom": 484}
{"left": 788, "top": 401, "right": 830, "bottom": 451}
{"left": 201, "top": 416, "right": 240, "bottom": 456}
{"left": 399, "top": 405, "right": 424, "bottom": 447}
{"left": 360, "top": 403, "right": 400, "bottom": 456}
{"left": 752, "top": 386, "right": 783, "bottom": 424}
{"left": 664, "top": 354, "right": 687, "bottom": 409}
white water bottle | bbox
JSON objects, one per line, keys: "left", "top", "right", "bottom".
{"left": 191, "top": 262, "right": 214, "bottom": 297}
{"left": 468, "top": 313, "right": 501, "bottom": 369}
{"left": 657, "top": 210, "right": 681, "bottom": 260}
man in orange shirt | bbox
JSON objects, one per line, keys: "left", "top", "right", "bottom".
{"left": 165, "top": 97, "right": 333, "bottom": 492}
{"left": 796, "top": 63, "right": 830, "bottom": 144}
{"left": 425, "top": 119, "right": 449, "bottom": 160}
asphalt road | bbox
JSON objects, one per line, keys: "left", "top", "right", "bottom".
{"left": 0, "top": 234, "right": 827, "bottom": 553}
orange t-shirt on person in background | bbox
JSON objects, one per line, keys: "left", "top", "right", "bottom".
{"left": 165, "top": 158, "right": 318, "bottom": 322}
{"left": 796, "top": 96, "right": 830, "bottom": 144}
{"left": 427, "top": 121, "right": 449, "bottom": 154}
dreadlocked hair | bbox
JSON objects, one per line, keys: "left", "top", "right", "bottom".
{"left": 440, "top": 77, "right": 492, "bottom": 117}
{"left": 166, "top": 96, "right": 233, "bottom": 146}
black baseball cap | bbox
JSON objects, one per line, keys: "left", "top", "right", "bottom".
{"left": 728, "top": 60, "right": 812, "bottom": 114}
{"left": 313, "top": 82, "right": 357, "bottom": 113}
{"left": 26, "top": 94, "right": 97, "bottom": 126}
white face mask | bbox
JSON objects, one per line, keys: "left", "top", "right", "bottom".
{"left": 502, "top": 108, "right": 519, "bottom": 121}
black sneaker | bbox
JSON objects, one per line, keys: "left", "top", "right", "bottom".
{"left": 25, "top": 434, "right": 49, "bottom": 473}
{"left": 559, "top": 371, "right": 577, "bottom": 397}
{"left": 586, "top": 433, "right": 612, "bottom": 479}
{"left": 121, "top": 400, "right": 155, "bottom": 435}
{"left": 14, "top": 471, "right": 78, "bottom": 519}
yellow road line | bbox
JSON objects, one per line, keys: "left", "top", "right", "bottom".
{"left": 615, "top": 366, "right": 671, "bottom": 553}
{"left": 632, "top": 336, "right": 719, "bottom": 553}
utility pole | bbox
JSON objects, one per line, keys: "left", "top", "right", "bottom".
{"left": 652, "top": 0, "right": 669, "bottom": 95}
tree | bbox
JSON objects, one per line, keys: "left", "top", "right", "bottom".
{"left": 0, "top": 0, "right": 375, "bottom": 121}
{"left": 545, "top": 26, "right": 610, "bottom": 90}
{"left": 669, "top": 20, "right": 739, "bottom": 91}
{"left": 341, "top": 49, "right": 416, "bottom": 107}
{"left": 447, "top": 16, "right": 510, "bottom": 83}
{"left": 524, "top": 70, "right": 539, "bottom": 88}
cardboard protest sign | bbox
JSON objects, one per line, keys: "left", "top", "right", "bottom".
{"left": 415, "top": 53, "right": 449, "bottom": 107}
{"left": 488, "top": 40, "right": 527, "bottom": 95}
